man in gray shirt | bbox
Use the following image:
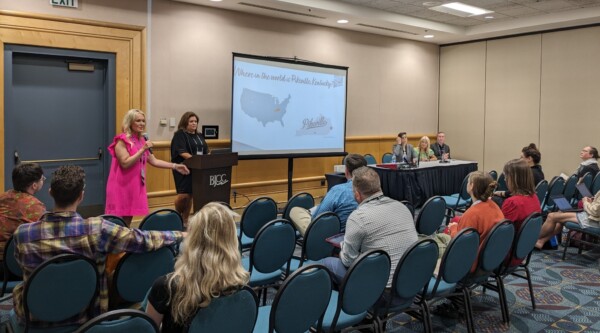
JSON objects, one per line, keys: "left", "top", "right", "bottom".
{"left": 321, "top": 166, "right": 418, "bottom": 287}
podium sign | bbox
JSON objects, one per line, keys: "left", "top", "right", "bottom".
{"left": 183, "top": 153, "right": 238, "bottom": 212}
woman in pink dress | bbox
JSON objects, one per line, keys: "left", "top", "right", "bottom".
{"left": 105, "top": 109, "right": 189, "bottom": 226}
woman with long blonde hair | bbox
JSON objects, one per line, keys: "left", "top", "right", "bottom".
{"left": 413, "top": 136, "right": 437, "bottom": 161}
{"left": 146, "top": 202, "right": 249, "bottom": 332}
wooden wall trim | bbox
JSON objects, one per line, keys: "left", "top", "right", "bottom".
{"left": 0, "top": 11, "right": 144, "bottom": 188}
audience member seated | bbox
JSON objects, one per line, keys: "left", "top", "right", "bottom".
{"left": 431, "top": 131, "right": 451, "bottom": 160}
{"left": 447, "top": 171, "right": 504, "bottom": 271}
{"left": 536, "top": 188, "right": 600, "bottom": 250}
{"left": 146, "top": 202, "right": 248, "bottom": 332}
{"left": 392, "top": 132, "right": 416, "bottom": 164}
{"left": 0, "top": 163, "right": 46, "bottom": 263}
{"left": 13, "top": 165, "right": 184, "bottom": 328}
{"left": 521, "top": 143, "right": 545, "bottom": 185}
{"left": 414, "top": 136, "right": 437, "bottom": 162}
{"left": 574, "top": 146, "right": 599, "bottom": 181}
{"left": 501, "top": 159, "right": 541, "bottom": 266}
{"left": 290, "top": 154, "right": 367, "bottom": 234}
{"left": 321, "top": 167, "right": 418, "bottom": 287}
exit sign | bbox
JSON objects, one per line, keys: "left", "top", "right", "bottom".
{"left": 50, "top": 0, "right": 78, "bottom": 8}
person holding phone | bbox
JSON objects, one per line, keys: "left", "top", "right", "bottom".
{"left": 170, "top": 112, "right": 209, "bottom": 227}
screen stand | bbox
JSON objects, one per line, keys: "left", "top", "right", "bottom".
{"left": 287, "top": 157, "right": 294, "bottom": 200}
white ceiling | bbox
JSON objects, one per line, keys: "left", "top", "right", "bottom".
{"left": 173, "top": 0, "right": 600, "bottom": 44}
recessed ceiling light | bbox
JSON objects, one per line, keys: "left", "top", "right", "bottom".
{"left": 430, "top": 2, "right": 493, "bottom": 17}
{"left": 209, "top": 0, "right": 222, "bottom": 2}
{"left": 424, "top": 35, "right": 435, "bottom": 39}
{"left": 337, "top": 19, "right": 349, "bottom": 24}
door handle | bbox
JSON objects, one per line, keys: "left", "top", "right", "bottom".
{"left": 18, "top": 148, "right": 104, "bottom": 164}
{"left": 14, "top": 150, "right": 20, "bottom": 165}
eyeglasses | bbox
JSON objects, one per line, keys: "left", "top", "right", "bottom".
{"left": 582, "top": 149, "right": 591, "bottom": 153}
{"left": 40, "top": 175, "right": 46, "bottom": 182}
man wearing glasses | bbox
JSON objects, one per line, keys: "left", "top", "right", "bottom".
{"left": 575, "top": 146, "right": 599, "bottom": 180}
{"left": 0, "top": 163, "right": 46, "bottom": 265}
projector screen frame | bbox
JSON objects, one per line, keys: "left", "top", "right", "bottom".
{"left": 231, "top": 52, "right": 348, "bottom": 161}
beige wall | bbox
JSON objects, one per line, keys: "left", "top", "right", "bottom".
{"left": 440, "top": 26, "right": 600, "bottom": 178}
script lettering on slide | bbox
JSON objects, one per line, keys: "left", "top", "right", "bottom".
{"left": 296, "top": 115, "right": 332, "bottom": 136}
{"left": 240, "top": 88, "right": 291, "bottom": 126}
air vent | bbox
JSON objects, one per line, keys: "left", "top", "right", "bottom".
{"left": 356, "top": 23, "right": 418, "bottom": 35}
{"left": 238, "top": 2, "right": 326, "bottom": 19}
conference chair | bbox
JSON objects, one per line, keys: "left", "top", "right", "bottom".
{"left": 139, "top": 209, "right": 183, "bottom": 231}
{"left": 457, "top": 221, "right": 514, "bottom": 328}
{"left": 253, "top": 265, "right": 332, "bottom": 333}
{"left": 423, "top": 228, "right": 479, "bottom": 333}
{"left": 592, "top": 172, "right": 600, "bottom": 195}
{"left": 400, "top": 200, "right": 416, "bottom": 219}
{"left": 288, "top": 212, "right": 340, "bottom": 273}
{"left": 563, "top": 174, "right": 578, "bottom": 205}
{"left": 415, "top": 196, "right": 446, "bottom": 236}
{"left": 280, "top": 192, "right": 314, "bottom": 221}
{"left": 484, "top": 213, "right": 543, "bottom": 319}
{"left": 111, "top": 247, "right": 175, "bottom": 308}
{"left": 74, "top": 309, "right": 159, "bottom": 333}
{"left": 364, "top": 154, "right": 377, "bottom": 165}
{"left": 242, "top": 219, "right": 296, "bottom": 305}
{"left": 496, "top": 173, "right": 508, "bottom": 192}
{"left": 535, "top": 180, "right": 548, "bottom": 209}
{"left": 372, "top": 239, "right": 439, "bottom": 333}
{"left": 1, "top": 236, "right": 23, "bottom": 298}
{"left": 320, "top": 250, "right": 391, "bottom": 333}
{"left": 541, "top": 176, "right": 565, "bottom": 213}
{"left": 442, "top": 175, "right": 471, "bottom": 224}
{"left": 582, "top": 172, "right": 594, "bottom": 193}
{"left": 238, "top": 197, "right": 278, "bottom": 251}
{"left": 187, "top": 286, "right": 258, "bottom": 333}
{"left": 9, "top": 254, "right": 99, "bottom": 333}
{"left": 562, "top": 220, "right": 600, "bottom": 260}
{"left": 488, "top": 170, "right": 498, "bottom": 181}
{"left": 382, "top": 152, "right": 393, "bottom": 163}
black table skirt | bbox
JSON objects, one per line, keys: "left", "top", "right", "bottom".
{"left": 371, "top": 162, "right": 478, "bottom": 207}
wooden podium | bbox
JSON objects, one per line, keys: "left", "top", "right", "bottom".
{"left": 183, "top": 153, "right": 238, "bottom": 213}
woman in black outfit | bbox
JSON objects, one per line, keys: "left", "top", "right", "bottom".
{"left": 521, "top": 143, "right": 545, "bottom": 186}
{"left": 170, "top": 111, "right": 209, "bottom": 226}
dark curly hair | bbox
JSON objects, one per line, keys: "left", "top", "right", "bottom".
{"left": 50, "top": 165, "right": 85, "bottom": 207}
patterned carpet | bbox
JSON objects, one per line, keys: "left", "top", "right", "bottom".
{"left": 383, "top": 247, "right": 600, "bottom": 333}
{"left": 1, "top": 246, "right": 598, "bottom": 332}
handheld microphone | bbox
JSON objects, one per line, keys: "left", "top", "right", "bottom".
{"left": 403, "top": 155, "right": 410, "bottom": 165}
{"left": 142, "top": 133, "right": 153, "bottom": 154}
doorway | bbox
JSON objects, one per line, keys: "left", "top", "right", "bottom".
{"left": 4, "top": 45, "right": 116, "bottom": 217}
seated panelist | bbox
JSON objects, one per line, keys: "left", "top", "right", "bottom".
{"left": 414, "top": 136, "right": 437, "bottom": 162}
{"left": 392, "top": 132, "right": 416, "bottom": 163}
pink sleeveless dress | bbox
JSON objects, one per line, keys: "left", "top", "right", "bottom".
{"left": 105, "top": 133, "right": 150, "bottom": 216}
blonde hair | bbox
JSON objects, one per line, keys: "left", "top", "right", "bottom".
{"left": 418, "top": 136, "right": 431, "bottom": 153}
{"left": 121, "top": 109, "right": 145, "bottom": 138}
{"left": 166, "top": 202, "right": 249, "bottom": 324}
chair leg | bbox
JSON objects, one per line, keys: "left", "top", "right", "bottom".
{"left": 495, "top": 276, "right": 510, "bottom": 324}
{"left": 524, "top": 267, "right": 536, "bottom": 310}
{"left": 562, "top": 230, "right": 572, "bottom": 260}
{"left": 422, "top": 300, "right": 433, "bottom": 333}
{"left": 462, "top": 288, "right": 475, "bottom": 333}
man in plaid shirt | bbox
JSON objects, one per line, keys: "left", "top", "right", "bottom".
{"left": 12, "top": 165, "right": 184, "bottom": 328}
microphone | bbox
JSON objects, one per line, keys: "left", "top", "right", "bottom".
{"left": 142, "top": 133, "right": 153, "bottom": 154}
{"left": 403, "top": 155, "right": 410, "bottom": 165}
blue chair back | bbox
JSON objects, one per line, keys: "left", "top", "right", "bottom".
{"left": 139, "top": 209, "right": 183, "bottom": 231}
{"left": 187, "top": 286, "right": 258, "bottom": 333}
{"left": 458, "top": 175, "right": 471, "bottom": 201}
{"left": 382, "top": 152, "right": 393, "bottom": 163}
{"left": 75, "top": 309, "right": 159, "bottom": 333}
{"left": 114, "top": 247, "right": 175, "bottom": 303}
{"left": 489, "top": 170, "right": 498, "bottom": 181}
{"left": 364, "top": 154, "right": 377, "bottom": 165}
{"left": 303, "top": 212, "right": 341, "bottom": 262}
{"left": 392, "top": 239, "right": 438, "bottom": 301}
{"left": 2, "top": 236, "right": 22, "bottom": 296}
{"left": 269, "top": 265, "right": 332, "bottom": 333}
{"left": 435, "top": 228, "right": 479, "bottom": 288}
{"left": 399, "top": 200, "right": 415, "bottom": 218}
{"left": 544, "top": 176, "right": 566, "bottom": 209}
{"left": 535, "top": 180, "right": 548, "bottom": 207}
{"left": 512, "top": 213, "right": 543, "bottom": 263}
{"left": 340, "top": 250, "right": 390, "bottom": 315}
{"left": 582, "top": 172, "right": 594, "bottom": 192}
{"left": 477, "top": 220, "right": 515, "bottom": 273}
{"left": 100, "top": 215, "right": 128, "bottom": 228}
{"left": 415, "top": 196, "right": 446, "bottom": 235}
{"left": 24, "top": 254, "right": 98, "bottom": 324}
{"left": 497, "top": 173, "right": 508, "bottom": 191}
{"left": 239, "top": 197, "right": 278, "bottom": 239}
{"left": 592, "top": 173, "right": 600, "bottom": 195}
{"left": 563, "top": 174, "right": 578, "bottom": 203}
{"left": 250, "top": 219, "right": 296, "bottom": 274}
{"left": 282, "top": 192, "right": 314, "bottom": 221}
